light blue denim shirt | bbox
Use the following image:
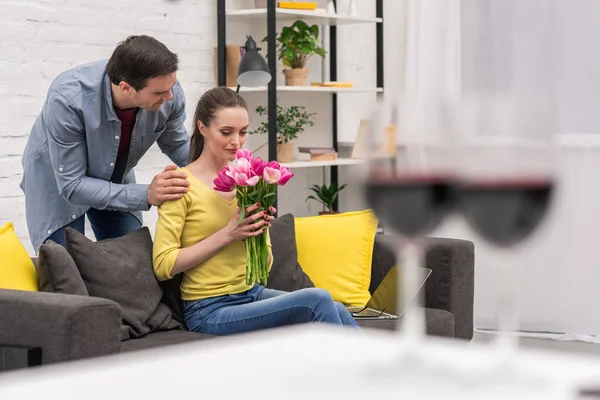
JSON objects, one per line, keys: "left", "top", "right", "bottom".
{"left": 20, "top": 60, "right": 191, "bottom": 252}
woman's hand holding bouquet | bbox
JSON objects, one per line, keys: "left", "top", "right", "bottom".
{"left": 214, "top": 149, "right": 294, "bottom": 285}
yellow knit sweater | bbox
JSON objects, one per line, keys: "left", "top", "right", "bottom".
{"left": 152, "top": 167, "right": 272, "bottom": 301}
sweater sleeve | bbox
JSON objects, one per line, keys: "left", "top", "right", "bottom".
{"left": 152, "top": 193, "right": 190, "bottom": 281}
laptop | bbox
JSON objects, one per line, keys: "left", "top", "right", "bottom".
{"left": 346, "top": 266, "right": 432, "bottom": 320}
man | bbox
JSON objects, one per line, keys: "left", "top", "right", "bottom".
{"left": 20, "top": 35, "right": 191, "bottom": 253}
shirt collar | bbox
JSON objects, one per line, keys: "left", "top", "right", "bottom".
{"left": 103, "top": 71, "right": 119, "bottom": 122}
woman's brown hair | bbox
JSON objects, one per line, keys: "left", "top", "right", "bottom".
{"left": 189, "top": 87, "right": 247, "bottom": 162}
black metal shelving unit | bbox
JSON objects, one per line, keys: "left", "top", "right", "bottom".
{"left": 216, "top": 0, "right": 384, "bottom": 216}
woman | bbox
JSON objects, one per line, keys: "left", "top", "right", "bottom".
{"left": 153, "top": 87, "right": 359, "bottom": 335}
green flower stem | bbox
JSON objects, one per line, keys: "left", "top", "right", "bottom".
{"left": 240, "top": 181, "right": 280, "bottom": 287}
{"left": 245, "top": 234, "right": 253, "bottom": 285}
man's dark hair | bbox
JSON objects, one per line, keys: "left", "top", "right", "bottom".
{"left": 106, "top": 35, "right": 179, "bottom": 91}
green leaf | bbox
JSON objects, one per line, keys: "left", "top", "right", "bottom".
{"left": 270, "top": 20, "right": 326, "bottom": 69}
{"left": 237, "top": 198, "right": 246, "bottom": 226}
{"left": 247, "top": 191, "right": 258, "bottom": 202}
{"left": 255, "top": 184, "right": 264, "bottom": 203}
{"left": 306, "top": 195, "right": 326, "bottom": 207}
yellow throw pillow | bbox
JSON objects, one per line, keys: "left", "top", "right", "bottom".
{"left": 0, "top": 222, "right": 38, "bottom": 291}
{"left": 294, "top": 210, "right": 378, "bottom": 307}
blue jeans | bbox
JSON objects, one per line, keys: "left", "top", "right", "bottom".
{"left": 183, "top": 285, "right": 360, "bottom": 335}
{"left": 47, "top": 208, "right": 142, "bottom": 247}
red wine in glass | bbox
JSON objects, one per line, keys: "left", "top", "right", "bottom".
{"left": 455, "top": 177, "right": 554, "bottom": 247}
{"left": 365, "top": 173, "right": 455, "bottom": 238}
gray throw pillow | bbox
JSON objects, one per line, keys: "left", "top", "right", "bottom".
{"left": 64, "top": 227, "right": 181, "bottom": 341}
{"left": 267, "top": 213, "right": 314, "bottom": 292}
{"left": 37, "top": 240, "right": 89, "bottom": 296}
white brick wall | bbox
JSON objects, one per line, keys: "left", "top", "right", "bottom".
{"left": 0, "top": 0, "right": 217, "bottom": 254}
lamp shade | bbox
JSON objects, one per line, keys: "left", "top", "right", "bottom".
{"left": 237, "top": 35, "right": 271, "bottom": 87}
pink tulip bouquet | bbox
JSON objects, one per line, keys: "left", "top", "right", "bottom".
{"left": 214, "top": 149, "right": 294, "bottom": 285}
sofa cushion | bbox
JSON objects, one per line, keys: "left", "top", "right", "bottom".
{"left": 65, "top": 227, "right": 181, "bottom": 341}
{"left": 120, "top": 330, "right": 214, "bottom": 353}
{"left": 294, "top": 210, "right": 378, "bottom": 307}
{"left": 37, "top": 240, "right": 89, "bottom": 296}
{"left": 0, "top": 222, "right": 38, "bottom": 291}
{"left": 267, "top": 213, "right": 314, "bottom": 292}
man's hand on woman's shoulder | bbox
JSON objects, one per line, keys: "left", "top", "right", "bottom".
{"left": 148, "top": 165, "right": 190, "bottom": 207}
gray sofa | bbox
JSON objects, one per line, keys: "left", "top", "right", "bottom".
{"left": 0, "top": 232, "right": 474, "bottom": 370}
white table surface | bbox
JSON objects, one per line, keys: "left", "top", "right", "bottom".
{"left": 2, "top": 325, "right": 600, "bottom": 399}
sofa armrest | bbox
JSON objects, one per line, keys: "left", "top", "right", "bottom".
{"left": 0, "top": 289, "right": 122, "bottom": 365}
{"left": 421, "top": 237, "right": 474, "bottom": 340}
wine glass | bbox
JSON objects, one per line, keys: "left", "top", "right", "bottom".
{"left": 360, "top": 0, "right": 462, "bottom": 377}
{"left": 456, "top": 96, "right": 558, "bottom": 361}
{"left": 454, "top": 0, "right": 560, "bottom": 378}
{"left": 363, "top": 96, "right": 458, "bottom": 366}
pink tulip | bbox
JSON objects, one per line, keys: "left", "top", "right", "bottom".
{"left": 252, "top": 157, "right": 268, "bottom": 177}
{"left": 232, "top": 172, "right": 260, "bottom": 187}
{"left": 232, "top": 172, "right": 249, "bottom": 186}
{"left": 225, "top": 157, "right": 253, "bottom": 181}
{"left": 266, "top": 160, "right": 281, "bottom": 170}
{"left": 263, "top": 167, "right": 282, "bottom": 184}
{"left": 236, "top": 149, "right": 254, "bottom": 160}
{"left": 278, "top": 167, "right": 294, "bottom": 186}
{"left": 245, "top": 175, "right": 260, "bottom": 186}
{"left": 214, "top": 169, "right": 236, "bottom": 192}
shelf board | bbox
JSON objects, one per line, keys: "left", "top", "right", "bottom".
{"left": 231, "top": 86, "right": 383, "bottom": 93}
{"left": 280, "top": 158, "right": 365, "bottom": 169}
{"left": 226, "top": 8, "right": 382, "bottom": 25}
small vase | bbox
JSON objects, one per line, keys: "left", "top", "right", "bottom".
{"left": 283, "top": 68, "right": 309, "bottom": 86}
{"left": 277, "top": 142, "right": 294, "bottom": 163}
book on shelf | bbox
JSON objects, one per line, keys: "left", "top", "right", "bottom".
{"left": 297, "top": 147, "right": 337, "bottom": 161}
{"left": 310, "top": 82, "right": 354, "bottom": 88}
{"left": 277, "top": 2, "right": 318, "bottom": 10}
{"left": 298, "top": 146, "right": 336, "bottom": 154}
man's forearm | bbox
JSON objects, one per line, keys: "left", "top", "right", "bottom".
{"left": 60, "top": 176, "right": 150, "bottom": 212}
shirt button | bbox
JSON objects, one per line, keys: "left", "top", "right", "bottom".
{"left": 47, "top": 229, "right": 52, "bottom": 234}
{"left": 115, "top": 135, "right": 120, "bottom": 140}
{"left": 58, "top": 167, "right": 63, "bottom": 172}
{"left": 72, "top": 215, "right": 77, "bottom": 220}
{"left": 110, "top": 162, "right": 115, "bottom": 167}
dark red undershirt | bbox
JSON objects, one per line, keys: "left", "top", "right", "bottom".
{"left": 111, "top": 107, "right": 139, "bottom": 183}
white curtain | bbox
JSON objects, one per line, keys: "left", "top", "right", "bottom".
{"left": 401, "top": 0, "right": 600, "bottom": 135}
{"left": 397, "top": 0, "right": 600, "bottom": 335}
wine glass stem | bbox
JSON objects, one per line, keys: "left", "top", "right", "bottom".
{"left": 397, "top": 240, "right": 426, "bottom": 345}
{"left": 494, "top": 263, "right": 520, "bottom": 357}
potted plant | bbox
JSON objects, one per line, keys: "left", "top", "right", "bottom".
{"left": 250, "top": 103, "right": 315, "bottom": 163}
{"left": 306, "top": 182, "right": 347, "bottom": 215}
{"left": 263, "top": 20, "right": 327, "bottom": 86}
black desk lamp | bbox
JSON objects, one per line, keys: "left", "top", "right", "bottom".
{"left": 236, "top": 35, "right": 271, "bottom": 93}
